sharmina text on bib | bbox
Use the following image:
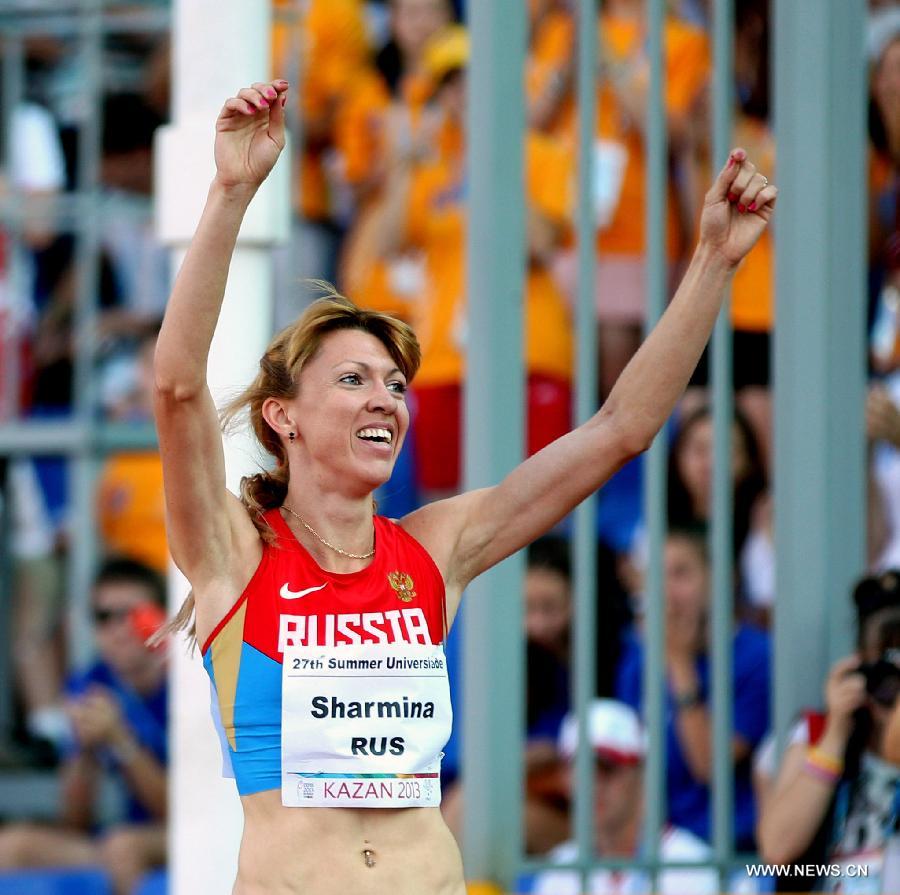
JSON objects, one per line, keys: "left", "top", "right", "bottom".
{"left": 281, "top": 642, "right": 452, "bottom": 808}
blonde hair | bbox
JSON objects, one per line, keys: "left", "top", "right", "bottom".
{"left": 159, "top": 285, "right": 421, "bottom": 646}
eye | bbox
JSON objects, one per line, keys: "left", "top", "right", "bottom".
{"left": 387, "top": 381, "right": 407, "bottom": 395}
{"left": 339, "top": 373, "right": 362, "bottom": 385}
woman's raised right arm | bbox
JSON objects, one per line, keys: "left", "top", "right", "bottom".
{"left": 153, "top": 80, "right": 288, "bottom": 589}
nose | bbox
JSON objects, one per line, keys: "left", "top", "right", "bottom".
{"left": 366, "top": 381, "right": 399, "bottom": 414}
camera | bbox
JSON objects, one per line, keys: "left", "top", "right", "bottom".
{"left": 858, "top": 648, "right": 900, "bottom": 707}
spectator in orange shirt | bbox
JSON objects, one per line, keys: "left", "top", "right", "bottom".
{"left": 337, "top": 0, "right": 455, "bottom": 200}
{"left": 527, "top": 0, "right": 575, "bottom": 134}
{"left": 686, "top": 0, "right": 775, "bottom": 467}
{"left": 271, "top": 0, "right": 371, "bottom": 285}
{"left": 337, "top": 0, "right": 455, "bottom": 321}
{"left": 550, "top": 0, "right": 711, "bottom": 400}
{"left": 371, "top": 25, "right": 575, "bottom": 497}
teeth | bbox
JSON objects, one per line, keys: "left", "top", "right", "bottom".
{"left": 357, "top": 427, "right": 392, "bottom": 444}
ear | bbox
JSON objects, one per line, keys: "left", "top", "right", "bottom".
{"left": 261, "top": 397, "right": 296, "bottom": 441}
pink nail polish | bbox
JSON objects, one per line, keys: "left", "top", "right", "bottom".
{"left": 737, "top": 204, "right": 746, "bottom": 213}
{"left": 748, "top": 202, "right": 757, "bottom": 212}
{"left": 727, "top": 157, "right": 734, "bottom": 168}
{"left": 728, "top": 192, "right": 738, "bottom": 203}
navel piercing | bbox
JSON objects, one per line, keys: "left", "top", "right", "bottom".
{"left": 362, "top": 848, "right": 375, "bottom": 868}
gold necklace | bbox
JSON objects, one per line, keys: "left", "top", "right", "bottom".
{"left": 281, "top": 505, "right": 375, "bottom": 560}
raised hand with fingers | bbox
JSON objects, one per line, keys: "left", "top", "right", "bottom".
{"left": 700, "top": 147, "right": 778, "bottom": 268}
{"left": 215, "top": 79, "right": 289, "bottom": 191}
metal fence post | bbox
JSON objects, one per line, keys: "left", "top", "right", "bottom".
{"left": 462, "top": 0, "right": 527, "bottom": 885}
{"left": 773, "top": 0, "right": 867, "bottom": 754}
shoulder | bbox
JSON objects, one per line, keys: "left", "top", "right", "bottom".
{"left": 665, "top": 15, "right": 709, "bottom": 50}
{"left": 381, "top": 516, "right": 443, "bottom": 574}
{"left": 735, "top": 623, "right": 771, "bottom": 664}
{"left": 398, "top": 496, "right": 471, "bottom": 582}
{"left": 12, "top": 102, "right": 54, "bottom": 132}
{"left": 618, "top": 626, "right": 643, "bottom": 667}
{"left": 546, "top": 840, "right": 578, "bottom": 863}
{"left": 662, "top": 825, "right": 713, "bottom": 860}
{"left": 530, "top": 842, "right": 579, "bottom": 895}
{"left": 383, "top": 514, "right": 434, "bottom": 555}
{"left": 659, "top": 828, "right": 719, "bottom": 895}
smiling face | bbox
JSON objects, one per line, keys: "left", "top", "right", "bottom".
{"left": 278, "top": 328, "right": 410, "bottom": 495}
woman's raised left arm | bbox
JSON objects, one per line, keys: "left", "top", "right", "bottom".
{"left": 403, "top": 149, "right": 776, "bottom": 593}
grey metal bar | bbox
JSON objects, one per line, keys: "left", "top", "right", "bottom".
{"left": 67, "top": 0, "right": 105, "bottom": 671}
{"left": 820, "top": 1, "right": 867, "bottom": 665}
{"left": 0, "top": 459, "right": 13, "bottom": 751}
{"left": 773, "top": 0, "right": 866, "bottom": 753}
{"left": 0, "top": 33, "right": 25, "bottom": 421}
{"left": 0, "top": 193, "right": 153, "bottom": 230}
{"left": 461, "top": 0, "right": 527, "bottom": 886}
{"left": 0, "top": 9, "right": 170, "bottom": 36}
{"left": 571, "top": 0, "right": 598, "bottom": 885}
{"left": 0, "top": 421, "right": 158, "bottom": 455}
{"left": 521, "top": 852, "right": 756, "bottom": 873}
{"left": 1, "top": 0, "right": 98, "bottom": 10}
{"left": 282, "top": 0, "right": 304, "bottom": 300}
{"left": 710, "top": 0, "right": 735, "bottom": 880}
{"left": 0, "top": 27, "right": 36, "bottom": 748}
{"left": 641, "top": 0, "right": 668, "bottom": 885}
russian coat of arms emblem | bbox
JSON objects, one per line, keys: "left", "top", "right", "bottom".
{"left": 387, "top": 571, "right": 417, "bottom": 603}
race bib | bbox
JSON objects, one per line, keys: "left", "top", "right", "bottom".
{"left": 281, "top": 642, "right": 451, "bottom": 808}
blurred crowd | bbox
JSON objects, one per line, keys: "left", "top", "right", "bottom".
{"left": 0, "top": 0, "right": 899, "bottom": 892}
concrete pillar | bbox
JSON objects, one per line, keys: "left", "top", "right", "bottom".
{"left": 154, "top": 1, "right": 289, "bottom": 891}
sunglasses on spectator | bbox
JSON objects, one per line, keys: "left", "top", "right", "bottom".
{"left": 92, "top": 607, "right": 133, "bottom": 626}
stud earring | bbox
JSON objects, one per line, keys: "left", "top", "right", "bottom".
{"left": 289, "top": 432, "right": 295, "bottom": 442}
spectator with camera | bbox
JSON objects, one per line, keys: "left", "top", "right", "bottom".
{"left": 0, "top": 557, "right": 168, "bottom": 895}
{"left": 757, "top": 571, "right": 900, "bottom": 892}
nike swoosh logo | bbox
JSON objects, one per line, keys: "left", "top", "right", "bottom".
{"left": 280, "top": 582, "right": 328, "bottom": 600}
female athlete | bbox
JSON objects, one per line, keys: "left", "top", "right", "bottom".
{"left": 153, "top": 78, "right": 776, "bottom": 895}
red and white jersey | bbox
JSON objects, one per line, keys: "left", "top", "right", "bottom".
{"left": 202, "top": 507, "right": 448, "bottom": 796}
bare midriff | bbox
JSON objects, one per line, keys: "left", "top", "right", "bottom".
{"left": 233, "top": 790, "right": 466, "bottom": 895}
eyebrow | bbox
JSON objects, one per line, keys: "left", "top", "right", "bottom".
{"left": 334, "top": 360, "right": 404, "bottom": 378}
